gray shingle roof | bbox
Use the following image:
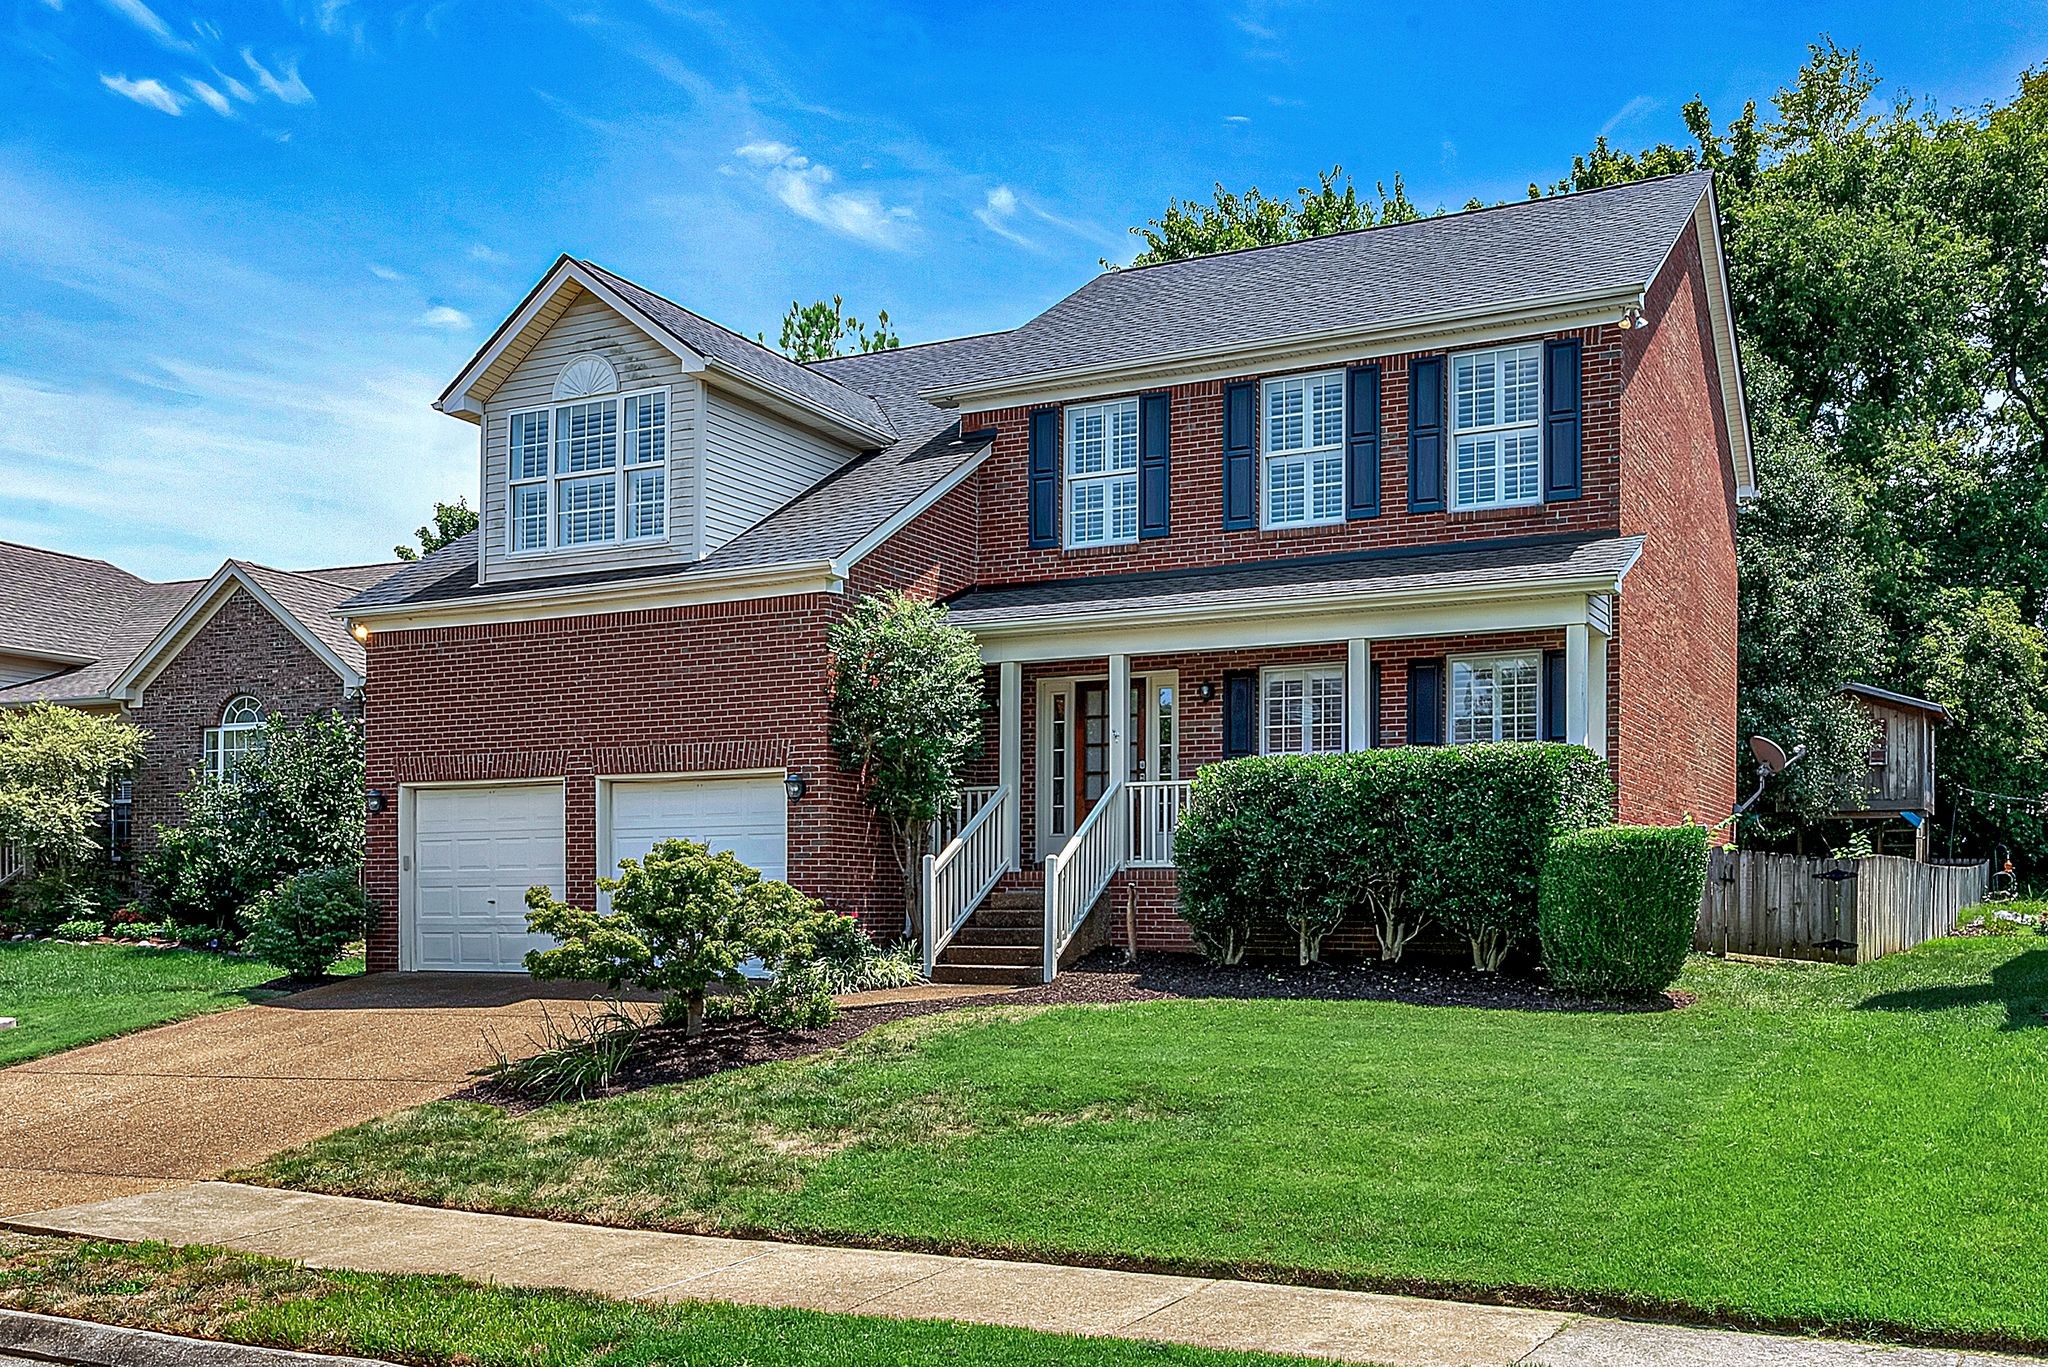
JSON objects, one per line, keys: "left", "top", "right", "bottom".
{"left": 931, "top": 171, "right": 1712, "bottom": 394}
{"left": 0, "top": 541, "right": 151, "bottom": 662}
{"left": 579, "top": 261, "right": 893, "bottom": 438}
{"left": 944, "top": 535, "right": 1645, "bottom": 629}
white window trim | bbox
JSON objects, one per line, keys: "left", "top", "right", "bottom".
{"left": 503, "top": 384, "right": 670, "bottom": 556}
{"left": 1062, "top": 397, "right": 1141, "bottom": 550}
{"left": 1259, "top": 665, "right": 1347, "bottom": 756}
{"left": 202, "top": 695, "right": 263, "bottom": 779}
{"left": 1450, "top": 344, "right": 1543, "bottom": 512}
{"left": 1448, "top": 651, "right": 1542, "bottom": 745}
{"left": 1260, "top": 370, "right": 1346, "bottom": 530}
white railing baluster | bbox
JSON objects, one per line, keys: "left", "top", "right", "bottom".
{"left": 0, "top": 842, "right": 24, "bottom": 888}
{"left": 920, "top": 785, "right": 1013, "bottom": 976}
{"left": 930, "top": 785, "right": 999, "bottom": 851}
{"left": 1041, "top": 781, "right": 1131, "bottom": 981}
{"left": 1126, "top": 780, "right": 1193, "bottom": 867}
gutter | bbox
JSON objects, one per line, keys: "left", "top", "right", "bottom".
{"left": 339, "top": 558, "right": 845, "bottom": 632}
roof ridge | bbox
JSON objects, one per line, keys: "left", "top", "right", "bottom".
{"left": 1104, "top": 168, "right": 1711, "bottom": 279}
{"left": 807, "top": 327, "right": 1017, "bottom": 368}
{"left": 0, "top": 539, "right": 145, "bottom": 580}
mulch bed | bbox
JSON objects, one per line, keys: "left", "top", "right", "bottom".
{"left": 467, "top": 949, "right": 1688, "bottom": 1105}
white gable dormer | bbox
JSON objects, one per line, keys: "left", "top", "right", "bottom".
{"left": 438, "top": 257, "right": 886, "bottom": 587}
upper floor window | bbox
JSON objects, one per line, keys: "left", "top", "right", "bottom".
{"left": 202, "top": 695, "right": 263, "bottom": 779}
{"left": 506, "top": 387, "right": 667, "bottom": 554}
{"left": 1262, "top": 666, "right": 1345, "bottom": 755}
{"left": 1065, "top": 398, "right": 1140, "bottom": 548}
{"left": 1449, "top": 654, "right": 1539, "bottom": 743}
{"left": 1452, "top": 345, "right": 1541, "bottom": 510}
{"left": 1262, "top": 371, "right": 1344, "bottom": 528}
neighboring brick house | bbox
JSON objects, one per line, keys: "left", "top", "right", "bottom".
{"left": 342, "top": 170, "right": 1750, "bottom": 981}
{"left": 0, "top": 544, "right": 398, "bottom": 869}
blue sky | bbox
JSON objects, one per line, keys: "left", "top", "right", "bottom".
{"left": 3, "top": 0, "right": 2043, "bottom": 579}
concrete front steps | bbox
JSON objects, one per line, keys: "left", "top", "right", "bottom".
{"left": 930, "top": 882, "right": 1045, "bottom": 987}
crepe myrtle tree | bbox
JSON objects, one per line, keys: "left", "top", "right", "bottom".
{"left": 828, "top": 591, "right": 985, "bottom": 933}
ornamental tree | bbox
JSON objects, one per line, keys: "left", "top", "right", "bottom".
{"left": 827, "top": 591, "right": 985, "bottom": 931}
{"left": 0, "top": 702, "right": 146, "bottom": 923}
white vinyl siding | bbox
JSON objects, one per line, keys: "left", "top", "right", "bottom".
{"left": 478, "top": 291, "right": 699, "bottom": 584}
{"left": 1450, "top": 653, "right": 1541, "bottom": 744}
{"left": 1064, "top": 398, "right": 1140, "bottom": 548}
{"left": 1452, "top": 345, "right": 1542, "bottom": 510}
{"left": 1262, "top": 666, "right": 1345, "bottom": 755}
{"left": 699, "top": 389, "right": 860, "bottom": 556}
{"left": 1262, "top": 371, "right": 1345, "bottom": 528}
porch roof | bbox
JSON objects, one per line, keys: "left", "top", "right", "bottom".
{"left": 945, "top": 534, "right": 1644, "bottom": 633}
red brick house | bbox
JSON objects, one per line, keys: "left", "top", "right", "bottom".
{"left": 0, "top": 545, "right": 396, "bottom": 867}
{"left": 342, "top": 171, "right": 1749, "bottom": 981}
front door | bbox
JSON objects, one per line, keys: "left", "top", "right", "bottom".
{"left": 1074, "top": 681, "right": 1109, "bottom": 823}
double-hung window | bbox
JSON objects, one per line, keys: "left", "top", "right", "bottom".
{"left": 1065, "top": 398, "right": 1140, "bottom": 548}
{"left": 1262, "top": 666, "right": 1346, "bottom": 755}
{"left": 1448, "top": 654, "right": 1540, "bottom": 743}
{"left": 504, "top": 387, "right": 667, "bottom": 553}
{"left": 1262, "top": 371, "right": 1345, "bottom": 528}
{"left": 1452, "top": 345, "right": 1542, "bottom": 510}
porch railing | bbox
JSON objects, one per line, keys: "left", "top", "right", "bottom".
{"left": 0, "top": 841, "right": 24, "bottom": 889}
{"left": 920, "top": 784, "right": 1015, "bottom": 976}
{"left": 931, "top": 785, "right": 999, "bottom": 850}
{"left": 1128, "top": 780, "right": 1193, "bottom": 867}
{"left": 1042, "top": 781, "right": 1128, "bottom": 981}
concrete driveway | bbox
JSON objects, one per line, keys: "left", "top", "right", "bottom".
{"left": 0, "top": 974, "right": 633, "bottom": 1218}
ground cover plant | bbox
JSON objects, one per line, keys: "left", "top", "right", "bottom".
{"left": 252, "top": 935, "right": 2048, "bottom": 1350}
{"left": 0, "top": 1234, "right": 1316, "bottom": 1367}
{"left": 0, "top": 941, "right": 277, "bottom": 1066}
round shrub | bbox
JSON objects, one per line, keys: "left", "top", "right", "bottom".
{"left": 1538, "top": 825, "right": 1709, "bottom": 999}
{"left": 243, "top": 865, "right": 369, "bottom": 980}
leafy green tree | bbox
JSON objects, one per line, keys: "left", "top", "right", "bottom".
{"left": 1906, "top": 589, "right": 2048, "bottom": 858}
{"left": 827, "top": 592, "right": 984, "bottom": 929}
{"left": 145, "top": 711, "right": 366, "bottom": 930}
{"left": 1123, "top": 167, "right": 1419, "bottom": 267}
{"left": 523, "top": 838, "right": 840, "bottom": 1035}
{"left": 395, "top": 498, "right": 479, "bottom": 560}
{"left": 0, "top": 703, "right": 146, "bottom": 924}
{"left": 769, "top": 296, "right": 900, "bottom": 362}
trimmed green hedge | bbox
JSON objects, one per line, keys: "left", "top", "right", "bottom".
{"left": 1537, "top": 824, "right": 1709, "bottom": 999}
{"left": 1176, "top": 744, "right": 1612, "bottom": 968}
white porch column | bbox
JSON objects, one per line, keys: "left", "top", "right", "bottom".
{"left": 997, "top": 660, "right": 1023, "bottom": 869}
{"left": 1346, "top": 637, "right": 1372, "bottom": 751}
{"left": 1586, "top": 628, "right": 1610, "bottom": 760}
{"left": 1564, "top": 623, "right": 1591, "bottom": 749}
{"left": 1108, "top": 653, "right": 1131, "bottom": 787}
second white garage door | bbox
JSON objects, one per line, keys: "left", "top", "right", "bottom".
{"left": 607, "top": 774, "right": 788, "bottom": 883}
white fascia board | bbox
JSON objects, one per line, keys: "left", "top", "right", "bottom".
{"left": 115, "top": 565, "right": 363, "bottom": 701}
{"left": 923, "top": 288, "right": 1642, "bottom": 410}
{"left": 1695, "top": 185, "right": 1757, "bottom": 500}
{"left": 341, "top": 560, "right": 844, "bottom": 633}
{"left": 829, "top": 441, "right": 994, "bottom": 579}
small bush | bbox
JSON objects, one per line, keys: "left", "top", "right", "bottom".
{"left": 1538, "top": 825, "right": 1709, "bottom": 1000}
{"left": 478, "top": 1002, "right": 641, "bottom": 1103}
{"left": 52, "top": 918, "right": 104, "bottom": 941}
{"left": 242, "top": 866, "right": 369, "bottom": 980}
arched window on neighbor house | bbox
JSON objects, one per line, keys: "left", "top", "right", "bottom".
{"left": 201, "top": 695, "right": 264, "bottom": 779}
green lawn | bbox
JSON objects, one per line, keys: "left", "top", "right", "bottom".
{"left": 0, "top": 1234, "right": 1318, "bottom": 1367}
{"left": 0, "top": 941, "right": 280, "bottom": 1066}
{"left": 253, "top": 937, "right": 2048, "bottom": 1348}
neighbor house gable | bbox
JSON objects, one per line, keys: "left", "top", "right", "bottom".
{"left": 110, "top": 561, "right": 367, "bottom": 702}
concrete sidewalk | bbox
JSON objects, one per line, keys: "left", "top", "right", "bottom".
{"left": 6, "top": 1183, "right": 2039, "bottom": 1367}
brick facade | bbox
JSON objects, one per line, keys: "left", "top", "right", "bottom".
{"left": 126, "top": 586, "right": 359, "bottom": 866}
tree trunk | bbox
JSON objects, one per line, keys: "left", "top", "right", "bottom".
{"left": 682, "top": 991, "right": 706, "bottom": 1037}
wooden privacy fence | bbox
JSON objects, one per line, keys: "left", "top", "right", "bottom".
{"left": 1696, "top": 850, "right": 1988, "bottom": 964}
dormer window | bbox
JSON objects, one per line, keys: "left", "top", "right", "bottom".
{"left": 505, "top": 380, "right": 668, "bottom": 554}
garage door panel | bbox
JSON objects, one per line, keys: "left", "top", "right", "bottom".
{"left": 410, "top": 783, "right": 565, "bottom": 973}
{"left": 608, "top": 776, "right": 788, "bottom": 884}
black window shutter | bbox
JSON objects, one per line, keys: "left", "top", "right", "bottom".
{"left": 1541, "top": 649, "right": 1567, "bottom": 742}
{"left": 1369, "top": 661, "right": 1384, "bottom": 747}
{"left": 1223, "top": 670, "right": 1258, "bottom": 759}
{"left": 1407, "top": 660, "right": 1444, "bottom": 746}
{"left": 1028, "top": 408, "right": 1060, "bottom": 548}
{"left": 1222, "top": 381, "right": 1256, "bottom": 530}
{"left": 1345, "top": 363, "right": 1382, "bottom": 520}
{"left": 1543, "top": 338, "right": 1582, "bottom": 501}
{"left": 1407, "top": 356, "right": 1446, "bottom": 513}
{"left": 1139, "top": 390, "right": 1171, "bottom": 540}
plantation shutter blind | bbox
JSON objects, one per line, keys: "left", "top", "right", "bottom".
{"left": 1139, "top": 390, "right": 1171, "bottom": 540}
{"left": 1222, "top": 381, "right": 1256, "bottom": 529}
{"left": 1223, "top": 671, "right": 1258, "bottom": 759}
{"left": 1407, "top": 659, "right": 1445, "bottom": 746}
{"left": 1408, "top": 356, "right": 1446, "bottom": 513}
{"left": 1028, "top": 407, "right": 1059, "bottom": 548}
{"left": 1543, "top": 338, "right": 1583, "bottom": 501}
{"left": 1345, "top": 363, "right": 1382, "bottom": 521}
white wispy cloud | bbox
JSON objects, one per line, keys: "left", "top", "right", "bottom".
{"left": 974, "top": 185, "right": 1036, "bottom": 249}
{"left": 732, "top": 141, "right": 915, "bottom": 249}
{"left": 368, "top": 263, "right": 405, "bottom": 282}
{"left": 1600, "top": 95, "right": 1659, "bottom": 138}
{"left": 184, "top": 77, "right": 233, "bottom": 117}
{"left": 1224, "top": 113, "right": 1251, "bottom": 125}
{"left": 416, "top": 305, "right": 472, "bottom": 330}
{"left": 466, "top": 244, "right": 510, "bottom": 265}
{"left": 100, "top": 0, "right": 193, "bottom": 52}
{"left": 242, "top": 48, "right": 314, "bottom": 104}
{"left": 100, "top": 73, "right": 184, "bottom": 115}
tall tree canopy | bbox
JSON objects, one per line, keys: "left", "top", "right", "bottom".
{"left": 1124, "top": 168, "right": 1419, "bottom": 267}
{"left": 395, "top": 498, "right": 478, "bottom": 560}
{"left": 769, "top": 296, "right": 900, "bottom": 362}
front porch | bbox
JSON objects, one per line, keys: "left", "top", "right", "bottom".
{"left": 920, "top": 536, "right": 1641, "bottom": 983}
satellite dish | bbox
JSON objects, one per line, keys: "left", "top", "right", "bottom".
{"left": 1749, "top": 735, "right": 1791, "bottom": 774}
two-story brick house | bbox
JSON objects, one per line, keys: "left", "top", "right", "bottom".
{"left": 342, "top": 170, "right": 1749, "bottom": 981}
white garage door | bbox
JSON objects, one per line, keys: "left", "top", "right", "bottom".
{"left": 410, "top": 783, "right": 564, "bottom": 972}
{"left": 607, "top": 775, "right": 788, "bottom": 883}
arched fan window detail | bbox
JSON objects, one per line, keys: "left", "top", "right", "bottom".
{"left": 202, "top": 695, "right": 264, "bottom": 779}
{"left": 552, "top": 354, "right": 619, "bottom": 400}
